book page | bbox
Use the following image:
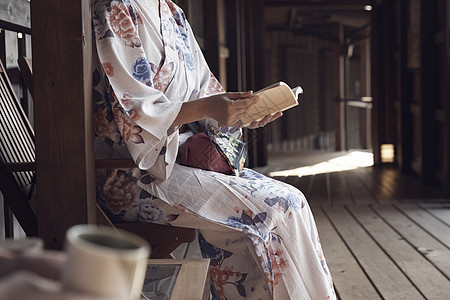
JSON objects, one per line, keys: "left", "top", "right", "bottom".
{"left": 241, "top": 82, "right": 300, "bottom": 126}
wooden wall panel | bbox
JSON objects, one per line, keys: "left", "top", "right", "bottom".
{"left": 264, "top": 30, "right": 336, "bottom": 152}
{"left": 374, "top": 0, "right": 450, "bottom": 194}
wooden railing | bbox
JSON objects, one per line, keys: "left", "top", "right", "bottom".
{"left": 0, "top": 0, "right": 32, "bottom": 239}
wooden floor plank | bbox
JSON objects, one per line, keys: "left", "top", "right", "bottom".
{"left": 348, "top": 205, "right": 450, "bottom": 300}
{"left": 353, "top": 167, "right": 396, "bottom": 202}
{"left": 267, "top": 152, "right": 449, "bottom": 300}
{"left": 395, "top": 203, "right": 450, "bottom": 248}
{"left": 374, "top": 168, "right": 430, "bottom": 200}
{"left": 329, "top": 172, "right": 354, "bottom": 206}
{"left": 361, "top": 167, "right": 400, "bottom": 199}
{"left": 419, "top": 203, "right": 450, "bottom": 227}
{"left": 324, "top": 205, "right": 425, "bottom": 300}
{"left": 308, "top": 173, "right": 331, "bottom": 206}
{"left": 313, "top": 207, "right": 380, "bottom": 300}
{"left": 343, "top": 171, "right": 378, "bottom": 204}
{"left": 372, "top": 204, "right": 450, "bottom": 279}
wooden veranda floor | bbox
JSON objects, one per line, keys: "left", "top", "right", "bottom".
{"left": 265, "top": 150, "right": 450, "bottom": 300}
{"left": 177, "top": 150, "right": 450, "bottom": 300}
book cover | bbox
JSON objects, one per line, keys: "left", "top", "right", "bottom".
{"left": 207, "top": 127, "right": 247, "bottom": 176}
{"left": 141, "top": 264, "right": 182, "bottom": 300}
{"left": 240, "top": 81, "right": 303, "bottom": 127}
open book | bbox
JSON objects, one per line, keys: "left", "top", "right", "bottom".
{"left": 241, "top": 82, "right": 303, "bottom": 127}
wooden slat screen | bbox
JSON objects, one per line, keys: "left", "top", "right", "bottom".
{"left": 0, "top": 60, "right": 34, "bottom": 189}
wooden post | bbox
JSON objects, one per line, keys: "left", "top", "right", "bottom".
{"left": 444, "top": 0, "right": 450, "bottom": 196}
{"left": 203, "top": 0, "right": 220, "bottom": 77}
{"left": 32, "top": 0, "right": 95, "bottom": 249}
{"left": 370, "top": 3, "right": 381, "bottom": 165}
{"left": 226, "top": 0, "right": 243, "bottom": 92}
{"left": 336, "top": 23, "right": 346, "bottom": 152}
{"left": 420, "top": 0, "right": 436, "bottom": 185}
{"left": 252, "top": 0, "right": 267, "bottom": 167}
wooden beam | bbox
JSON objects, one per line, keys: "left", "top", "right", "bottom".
{"left": 32, "top": 0, "right": 95, "bottom": 249}
{"left": 0, "top": 0, "right": 31, "bottom": 34}
{"left": 265, "top": 0, "right": 371, "bottom": 8}
{"left": 265, "top": 0, "right": 371, "bottom": 12}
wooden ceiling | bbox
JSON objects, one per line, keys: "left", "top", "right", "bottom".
{"left": 264, "top": 0, "right": 373, "bottom": 41}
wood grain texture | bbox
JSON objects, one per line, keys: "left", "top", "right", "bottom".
{"left": 420, "top": 203, "right": 450, "bottom": 227}
{"left": 349, "top": 204, "right": 450, "bottom": 299}
{"left": 395, "top": 203, "right": 450, "bottom": 248}
{"left": 32, "top": 0, "right": 95, "bottom": 249}
{"left": 325, "top": 205, "right": 424, "bottom": 300}
{"left": 372, "top": 203, "right": 450, "bottom": 279}
{"left": 314, "top": 207, "right": 380, "bottom": 300}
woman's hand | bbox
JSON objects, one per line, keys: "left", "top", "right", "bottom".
{"left": 204, "top": 91, "right": 259, "bottom": 127}
{"left": 171, "top": 91, "right": 263, "bottom": 128}
{"left": 246, "top": 111, "right": 283, "bottom": 129}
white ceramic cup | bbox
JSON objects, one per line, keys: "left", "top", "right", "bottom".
{"left": 61, "top": 224, "right": 150, "bottom": 300}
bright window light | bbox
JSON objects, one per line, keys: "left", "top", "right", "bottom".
{"left": 364, "top": 5, "right": 373, "bottom": 11}
{"left": 269, "top": 151, "right": 374, "bottom": 178}
{"left": 381, "top": 144, "right": 395, "bottom": 163}
{"left": 17, "top": 32, "right": 23, "bottom": 39}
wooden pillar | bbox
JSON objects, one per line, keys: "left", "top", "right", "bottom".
{"left": 226, "top": 0, "right": 243, "bottom": 92}
{"left": 398, "top": 0, "right": 411, "bottom": 172}
{"left": 203, "top": 0, "right": 220, "bottom": 77}
{"left": 336, "top": 23, "right": 346, "bottom": 151}
{"left": 32, "top": 0, "right": 95, "bottom": 249}
{"left": 420, "top": 0, "right": 436, "bottom": 185}
{"left": 370, "top": 2, "right": 384, "bottom": 165}
{"left": 444, "top": 0, "right": 450, "bottom": 195}
{"left": 249, "top": 0, "right": 267, "bottom": 167}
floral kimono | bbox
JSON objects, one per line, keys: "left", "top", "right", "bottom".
{"left": 92, "top": 0, "right": 335, "bottom": 299}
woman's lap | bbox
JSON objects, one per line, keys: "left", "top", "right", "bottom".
{"left": 96, "top": 165, "right": 335, "bottom": 299}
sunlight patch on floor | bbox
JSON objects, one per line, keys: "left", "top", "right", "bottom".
{"left": 269, "top": 151, "right": 374, "bottom": 177}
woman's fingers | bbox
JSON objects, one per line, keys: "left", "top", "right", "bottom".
{"left": 230, "top": 95, "right": 259, "bottom": 109}
{"left": 247, "top": 121, "right": 259, "bottom": 129}
{"left": 269, "top": 111, "right": 283, "bottom": 122}
{"left": 247, "top": 111, "right": 283, "bottom": 129}
{"left": 248, "top": 115, "right": 271, "bottom": 129}
{"left": 208, "top": 91, "right": 274, "bottom": 127}
{"left": 227, "top": 91, "right": 254, "bottom": 100}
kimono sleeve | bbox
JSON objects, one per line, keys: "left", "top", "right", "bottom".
{"left": 92, "top": 0, "right": 182, "bottom": 180}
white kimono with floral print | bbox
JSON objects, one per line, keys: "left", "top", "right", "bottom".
{"left": 92, "top": 1, "right": 335, "bottom": 299}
